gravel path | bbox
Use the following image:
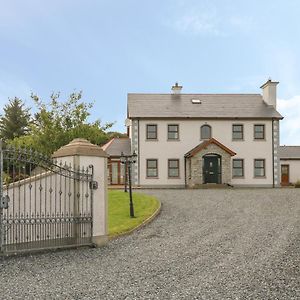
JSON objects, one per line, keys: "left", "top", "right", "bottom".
{"left": 1, "top": 189, "right": 300, "bottom": 300}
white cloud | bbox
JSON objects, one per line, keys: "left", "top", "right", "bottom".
{"left": 264, "top": 47, "right": 299, "bottom": 97}
{"left": 278, "top": 96, "right": 300, "bottom": 145}
{"left": 229, "top": 16, "right": 255, "bottom": 32}
{"left": 173, "top": 10, "right": 222, "bottom": 36}
{"left": 165, "top": 2, "right": 255, "bottom": 37}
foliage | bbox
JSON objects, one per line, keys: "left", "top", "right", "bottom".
{"left": 107, "top": 131, "right": 128, "bottom": 140}
{"left": 9, "top": 91, "right": 114, "bottom": 155}
{"left": 0, "top": 97, "right": 31, "bottom": 141}
{"left": 295, "top": 180, "right": 300, "bottom": 187}
{"left": 108, "top": 190, "right": 160, "bottom": 236}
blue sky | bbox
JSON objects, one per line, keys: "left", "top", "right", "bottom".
{"left": 0, "top": 0, "right": 300, "bottom": 145}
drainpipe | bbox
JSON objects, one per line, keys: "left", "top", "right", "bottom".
{"left": 184, "top": 156, "right": 187, "bottom": 188}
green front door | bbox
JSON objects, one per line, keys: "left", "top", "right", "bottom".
{"left": 203, "top": 155, "right": 221, "bottom": 183}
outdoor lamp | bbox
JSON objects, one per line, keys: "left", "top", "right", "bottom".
{"left": 120, "top": 151, "right": 125, "bottom": 164}
{"left": 119, "top": 150, "right": 136, "bottom": 218}
{"left": 132, "top": 150, "right": 137, "bottom": 163}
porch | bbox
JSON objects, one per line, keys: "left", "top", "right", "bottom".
{"left": 185, "top": 138, "right": 236, "bottom": 188}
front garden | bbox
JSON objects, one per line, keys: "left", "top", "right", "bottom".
{"left": 108, "top": 190, "right": 160, "bottom": 237}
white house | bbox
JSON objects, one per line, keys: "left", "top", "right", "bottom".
{"left": 126, "top": 80, "right": 283, "bottom": 188}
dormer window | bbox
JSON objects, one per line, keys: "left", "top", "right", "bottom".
{"left": 201, "top": 125, "right": 211, "bottom": 140}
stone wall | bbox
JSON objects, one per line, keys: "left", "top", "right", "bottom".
{"left": 131, "top": 119, "right": 139, "bottom": 186}
{"left": 187, "top": 143, "right": 232, "bottom": 187}
{"left": 273, "top": 120, "right": 280, "bottom": 187}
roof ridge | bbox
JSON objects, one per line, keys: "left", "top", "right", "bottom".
{"left": 101, "top": 138, "right": 115, "bottom": 151}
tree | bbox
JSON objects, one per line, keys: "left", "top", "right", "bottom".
{"left": 106, "top": 131, "right": 128, "bottom": 141}
{"left": 10, "top": 91, "right": 114, "bottom": 155}
{"left": 0, "top": 97, "right": 31, "bottom": 141}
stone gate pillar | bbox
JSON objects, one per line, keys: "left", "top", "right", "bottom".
{"left": 52, "top": 138, "right": 108, "bottom": 247}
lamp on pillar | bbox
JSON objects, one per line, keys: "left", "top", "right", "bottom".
{"left": 120, "top": 150, "right": 137, "bottom": 218}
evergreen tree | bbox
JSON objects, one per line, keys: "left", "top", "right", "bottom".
{"left": 0, "top": 97, "right": 31, "bottom": 141}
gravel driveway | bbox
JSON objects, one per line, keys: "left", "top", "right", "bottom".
{"left": 1, "top": 189, "right": 300, "bottom": 300}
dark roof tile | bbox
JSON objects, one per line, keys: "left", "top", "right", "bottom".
{"left": 128, "top": 93, "right": 283, "bottom": 119}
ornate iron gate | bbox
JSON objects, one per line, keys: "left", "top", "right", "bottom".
{"left": 0, "top": 142, "right": 94, "bottom": 254}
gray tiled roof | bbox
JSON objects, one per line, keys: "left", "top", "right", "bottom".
{"left": 278, "top": 146, "right": 300, "bottom": 159}
{"left": 128, "top": 94, "right": 283, "bottom": 119}
{"left": 101, "top": 138, "right": 131, "bottom": 157}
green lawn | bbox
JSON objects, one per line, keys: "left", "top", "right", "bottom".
{"left": 108, "top": 190, "right": 160, "bottom": 237}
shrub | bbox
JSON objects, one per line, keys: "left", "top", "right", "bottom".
{"left": 295, "top": 180, "right": 300, "bottom": 188}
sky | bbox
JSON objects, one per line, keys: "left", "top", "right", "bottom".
{"left": 0, "top": 0, "right": 300, "bottom": 145}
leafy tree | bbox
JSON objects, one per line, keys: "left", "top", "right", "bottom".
{"left": 10, "top": 91, "right": 114, "bottom": 155}
{"left": 0, "top": 97, "right": 31, "bottom": 141}
{"left": 106, "top": 131, "right": 128, "bottom": 141}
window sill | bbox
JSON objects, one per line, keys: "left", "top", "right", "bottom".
{"left": 232, "top": 139, "right": 244, "bottom": 142}
{"left": 232, "top": 176, "right": 244, "bottom": 179}
{"left": 146, "top": 177, "right": 159, "bottom": 179}
{"left": 167, "top": 139, "right": 180, "bottom": 141}
{"left": 145, "top": 139, "right": 158, "bottom": 142}
{"left": 253, "top": 139, "right": 266, "bottom": 141}
{"left": 168, "top": 177, "right": 181, "bottom": 179}
{"left": 253, "top": 176, "right": 266, "bottom": 179}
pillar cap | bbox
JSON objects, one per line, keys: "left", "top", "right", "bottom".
{"left": 52, "top": 138, "right": 108, "bottom": 158}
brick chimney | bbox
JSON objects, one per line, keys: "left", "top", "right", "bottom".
{"left": 260, "top": 78, "right": 279, "bottom": 108}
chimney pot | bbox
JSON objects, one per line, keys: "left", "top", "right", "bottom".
{"left": 171, "top": 82, "right": 182, "bottom": 94}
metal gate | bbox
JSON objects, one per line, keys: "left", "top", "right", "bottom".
{"left": 0, "top": 142, "right": 94, "bottom": 254}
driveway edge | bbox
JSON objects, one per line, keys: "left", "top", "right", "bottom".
{"left": 109, "top": 200, "right": 162, "bottom": 240}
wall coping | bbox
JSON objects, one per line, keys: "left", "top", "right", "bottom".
{"left": 52, "top": 138, "right": 108, "bottom": 158}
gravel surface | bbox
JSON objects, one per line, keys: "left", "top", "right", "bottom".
{"left": 1, "top": 188, "right": 300, "bottom": 300}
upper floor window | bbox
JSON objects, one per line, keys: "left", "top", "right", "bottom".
{"left": 146, "top": 159, "right": 158, "bottom": 178}
{"left": 168, "top": 159, "right": 180, "bottom": 178}
{"left": 201, "top": 125, "right": 211, "bottom": 140}
{"left": 168, "top": 124, "right": 179, "bottom": 140}
{"left": 146, "top": 124, "right": 157, "bottom": 140}
{"left": 254, "top": 124, "right": 265, "bottom": 140}
{"left": 232, "top": 159, "right": 244, "bottom": 177}
{"left": 254, "top": 159, "right": 265, "bottom": 177}
{"left": 232, "top": 124, "right": 243, "bottom": 140}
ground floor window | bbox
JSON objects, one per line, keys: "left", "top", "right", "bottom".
{"left": 254, "top": 159, "right": 265, "bottom": 177}
{"left": 146, "top": 159, "right": 158, "bottom": 177}
{"left": 232, "top": 159, "right": 244, "bottom": 177}
{"left": 168, "top": 159, "right": 179, "bottom": 178}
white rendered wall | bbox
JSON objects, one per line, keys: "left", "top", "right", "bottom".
{"left": 280, "top": 160, "right": 300, "bottom": 184}
{"left": 136, "top": 119, "right": 274, "bottom": 186}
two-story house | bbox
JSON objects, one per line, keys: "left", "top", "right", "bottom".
{"left": 126, "top": 80, "right": 283, "bottom": 188}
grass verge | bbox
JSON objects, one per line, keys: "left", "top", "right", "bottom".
{"left": 108, "top": 190, "right": 160, "bottom": 237}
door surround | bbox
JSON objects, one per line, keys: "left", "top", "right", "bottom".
{"left": 185, "top": 138, "right": 235, "bottom": 187}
